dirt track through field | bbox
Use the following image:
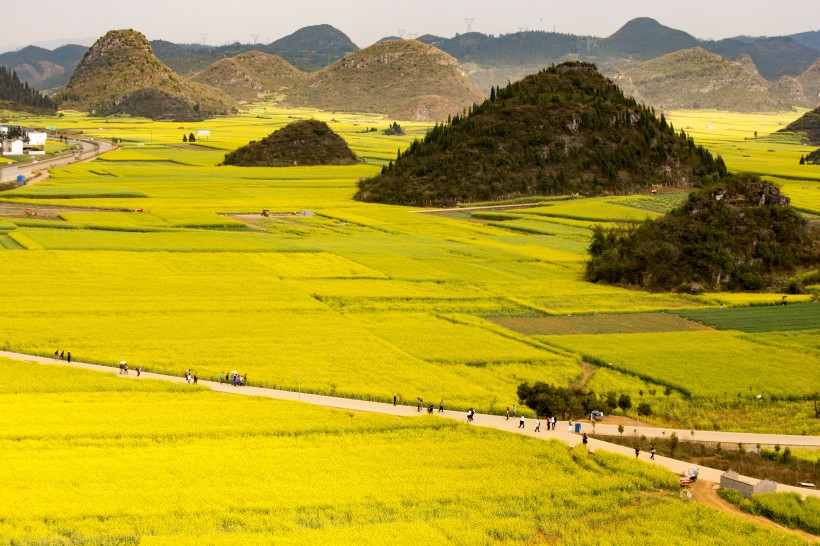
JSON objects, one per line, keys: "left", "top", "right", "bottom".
{"left": 2, "top": 349, "right": 818, "bottom": 511}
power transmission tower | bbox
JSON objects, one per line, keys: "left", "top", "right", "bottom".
{"left": 200, "top": 34, "right": 208, "bottom": 46}
{"left": 407, "top": 33, "right": 417, "bottom": 40}
{"left": 251, "top": 34, "right": 259, "bottom": 44}
{"left": 465, "top": 18, "right": 474, "bottom": 32}
{"left": 397, "top": 29, "right": 405, "bottom": 39}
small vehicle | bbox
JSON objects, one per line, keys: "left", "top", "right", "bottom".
{"left": 590, "top": 410, "right": 604, "bottom": 420}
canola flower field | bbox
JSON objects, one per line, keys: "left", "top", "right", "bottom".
{"left": 0, "top": 357, "right": 805, "bottom": 545}
{"left": 0, "top": 106, "right": 818, "bottom": 434}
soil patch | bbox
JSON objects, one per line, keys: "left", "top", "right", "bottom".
{"left": 490, "top": 312, "right": 712, "bottom": 336}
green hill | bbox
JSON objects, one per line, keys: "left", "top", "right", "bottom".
{"left": 283, "top": 39, "right": 485, "bottom": 121}
{"left": 586, "top": 175, "right": 820, "bottom": 291}
{"left": 781, "top": 105, "right": 820, "bottom": 144}
{"left": 220, "top": 119, "right": 360, "bottom": 167}
{"left": 265, "top": 24, "right": 359, "bottom": 72}
{"left": 609, "top": 47, "right": 792, "bottom": 111}
{"left": 59, "top": 29, "right": 235, "bottom": 120}
{"left": 599, "top": 18, "right": 700, "bottom": 59}
{"left": 355, "top": 62, "right": 727, "bottom": 207}
{"left": 190, "top": 51, "right": 303, "bottom": 102}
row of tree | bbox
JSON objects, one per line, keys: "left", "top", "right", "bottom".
{"left": 517, "top": 382, "right": 652, "bottom": 420}
{"left": 0, "top": 67, "right": 56, "bottom": 112}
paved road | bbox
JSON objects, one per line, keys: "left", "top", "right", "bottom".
{"left": 2, "top": 350, "right": 817, "bottom": 499}
{"left": 0, "top": 138, "right": 114, "bottom": 183}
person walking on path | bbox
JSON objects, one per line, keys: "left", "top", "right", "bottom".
{"left": 535, "top": 419, "right": 541, "bottom": 432}
{"left": 467, "top": 408, "right": 474, "bottom": 422}
{"left": 506, "top": 406, "right": 510, "bottom": 420}
{"left": 193, "top": 372, "right": 198, "bottom": 384}
{"left": 518, "top": 415, "right": 525, "bottom": 429}
{"left": 568, "top": 420, "right": 573, "bottom": 433}
{"left": 582, "top": 433, "right": 588, "bottom": 445}
{"left": 67, "top": 352, "right": 71, "bottom": 363}
{"left": 635, "top": 446, "right": 640, "bottom": 458}
{"left": 60, "top": 350, "right": 64, "bottom": 360}
{"left": 136, "top": 365, "right": 141, "bottom": 377}
{"left": 54, "top": 350, "right": 59, "bottom": 359}
{"left": 417, "top": 397, "right": 422, "bottom": 412}
{"left": 185, "top": 370, "right": 190, "bottom": 383}
{"left": 438, "top": 399, "right": 444, "bottom": 413}
{"left": 650, "top": 446, "right": 656, "bottom": 460}
{"left": 393, "top": 393, "right": 397, "bottom": 406}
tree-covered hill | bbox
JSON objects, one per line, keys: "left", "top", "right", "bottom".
{"left": 220, "top": 119, "right": 360, "bottom": 167}
{"left": 355, "top": 62, "right": 727, "bottom": 207}
{"left": 781, "top": 106, "right": 820, "bottom": 145}
{"left": 0, "top": 66, "right": 56, "bottom": 112}
{"left": 585, "top": 175, "right": 820, "bottom": 292}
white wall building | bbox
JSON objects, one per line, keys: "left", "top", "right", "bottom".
{"left": 1, "top": 139, "right": 24, "bottom": 155}
{"left": 27, "top": 132, "right": 47, "bottom": 146}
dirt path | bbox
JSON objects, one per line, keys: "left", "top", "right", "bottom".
{"left": 1, "top": 349, "right": 818, "bottom": 507}
{"left": 691, "top": 480, "right": 818, "bottom": 542}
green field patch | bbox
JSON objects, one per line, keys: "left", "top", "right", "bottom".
{"left": 491, "top": 312, "right": 712, "bottom": 336}
{"left": 676, "top": 302, "right": 820, "bottom": 332}
{"left": 540, "top": 330, "right": 820, "bottom": 398}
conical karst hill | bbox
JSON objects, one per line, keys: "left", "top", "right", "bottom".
{"left": 190, "top": 51, "right": 303, "bottom": 102}
{"left": 355, "top": 62, "right": 728, "bottom": 207}
{"left": 609, "top": 47, "right": 792, "bottom": 112}
{"left": 60, "top": 29, "right": 235, "bottom": 120}
{"left": 283, "top": 39, "right": 486, "bottom": 121}
{"left": 220, "top": 119, "right": 360, "bottom": 167}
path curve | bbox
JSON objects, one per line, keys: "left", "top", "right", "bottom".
{"left": 0, "top": 137, "right": 115, "bottom": 183}
{"left": 1, "top": 349, "right": 817, "bottom": 501}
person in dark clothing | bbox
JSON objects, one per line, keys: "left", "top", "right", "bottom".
{"left": 60, "top": 350, "right": 64, "bottom": 360}
{"left": 582, "top": 433, "right": 588, "bottom": 445}
{"left": 635, "top": 447, "right": 640, "bottom": 458}
{"left": 67, "top": 352, "right": 71, "bottom": 363}
{"left": 438, "top": 399, "right": 444, "bottom": 413}
{"left": 393, "top": 393, "right": 397, "bottom": 406}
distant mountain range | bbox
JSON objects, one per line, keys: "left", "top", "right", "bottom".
{"left": 1, "top": 18, "right": 818, "bottom": 114}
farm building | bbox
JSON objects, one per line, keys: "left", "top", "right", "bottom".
{"left": 1, "top": 139, "right": 24, "bottom": 155}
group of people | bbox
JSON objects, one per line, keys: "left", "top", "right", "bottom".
{"left": 220, "top": 372, "right": 246, "bottom": 386}
{"left": 415, "top": 396, "right": 444, "bottom": 413}
{"left": 184, "top": 369, "right": 197, "bottom": 384}
{"left": 53, "top": 350, "right": 71, "bottom": 363}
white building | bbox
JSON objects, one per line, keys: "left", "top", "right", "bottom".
{"left": 1, "top": 139, "right": 24, "bottom": 155}
{"left": 27, "top": 132, "right": 47, "bottom": 146}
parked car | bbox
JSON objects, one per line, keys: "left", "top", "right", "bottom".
{"left": 590, "top": 410, "right": 604, "bottom": 420}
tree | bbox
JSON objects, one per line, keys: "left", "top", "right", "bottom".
{"left": 669, "top": 432, "right": 679, "bottom": 458}
{"left": 183, "top": 134, "right": 188, "bottom": 143}
{"left": 188, "top": 132, "right": 196, "bottom": 143}
{"left": 618, "top": 394, "right": 632, "bottom": 414}
{"left": 617, "top": 424, "right": 624, "bottom": 436}
{"left": 799, "top": 155, "right": 805, "bottom": 165}
{"left": 637, "top": 402, "right": 652, "bottom": 417}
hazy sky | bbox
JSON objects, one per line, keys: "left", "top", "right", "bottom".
{"left": 2, "top": 0, "right": 819, "bottom": 53}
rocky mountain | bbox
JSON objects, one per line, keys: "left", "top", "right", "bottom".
{"left": 586, "top": 175, "right": 820, "bottom": 291}
{"left": 59, "top": 29, "right": 235, "bottom": 120}
{"left": 781, "top": 106, "right": 820, "bottom": 144}
{"left": 283, "top": 39, "right": 485, "bottom": 121}
{"left": 702, "top": 36, "right": 819, "bottom": 80}
{"left": 0, "top": 44, "right": 87, "bottom": 90}
{"left": 609, "top": 47, "right": 793, "bottom": 112}
{"left": 220, "top": 119, "right": 359, "bottom": 166}
{"left": 355, "top": 62, "right": 728, "bottom": 207}
{"left": 797, "top": 58, "right": 820, "bottom": 105}
{"left": 190, "top": 51, "right": 303, "bottom": 102}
